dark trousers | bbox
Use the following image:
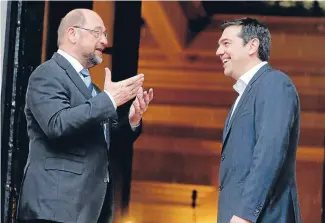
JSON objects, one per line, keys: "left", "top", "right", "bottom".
{"left": 18, "top": 183, "right": 114, "bottom": 223}
{"left": 97, "top": 182, "right": 114, "bottom": 223}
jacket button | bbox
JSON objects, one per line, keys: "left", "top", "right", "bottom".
{"left": 219, "top": 186, "right": 223, "bottom": 191}
{"left": 221, "top": 155, "right": 225, "bottom": 161}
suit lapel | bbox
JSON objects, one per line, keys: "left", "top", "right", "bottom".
{"left": 221, "top": 64, "right": 271, "bottom": 150}
{"left": 224, "top": 85, "right": 252, "bottom": 141}
{"left": 52, "top": 52, "right": 92, "bottom": 100}
{"left": 222, "top": 103, "right": 234, "bottom": 142}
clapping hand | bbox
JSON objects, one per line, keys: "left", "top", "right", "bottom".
{"left": 129, "top": 87, "right": 154, "bottom": 126}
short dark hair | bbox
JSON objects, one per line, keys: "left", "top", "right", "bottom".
{"left": 221, "top": 17, "right": 271, "bottom": 61}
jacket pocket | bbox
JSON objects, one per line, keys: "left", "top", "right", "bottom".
{"left": 65, "top": 147, "right": 87, "bottom": 156}
{"left": 237, "top": 110, "right": 251, "bottom": 118}
{"left": 236, "top": 169, "right": 250, "bottom": 184}
{"left": 44, "top": 157, "right": 84, "bottom": 175}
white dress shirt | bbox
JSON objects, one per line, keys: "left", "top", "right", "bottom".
{"left": 230, "top": 61, "right": 268, "bottom": 119}
{"left": 57, "top": 49, "right": 117, "bottom": 109}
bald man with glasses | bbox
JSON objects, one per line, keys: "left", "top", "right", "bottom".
{"left": 17, "top": 8, "right": 153, "bottom": 223}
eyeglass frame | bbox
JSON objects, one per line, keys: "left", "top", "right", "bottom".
{"left": 72, "top": 26, "right": 108, "bottom": 39}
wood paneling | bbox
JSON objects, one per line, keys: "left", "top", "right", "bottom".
{"left": 140, "top": 123, "right": 325, "bottom": 149}
{"left": 142, "top": 105, "right": 325, "bottom": 130}
{"left": 296, "top": 161, "right": 323, "bottom": 223}
{"left": 138, "top": 67, "right": 325, "bottom": 95}
{"left": 130, "top": 181, "right": 216, "bottom": 206}
{"left": 134, "top": 135, "right": 324, "bottom": 181}
{"left": 129, "top": 181, "right": 217, "bottom": 223}
{"left": 138, "top": 50, "right": 325, "bottom": 77}
{"left": 210, "top": 14, "right": 325, "bottom": 36}
{"left": 129, "top": 158, "right": 323, "bottom": 223}
{"left": 132, "top": 149, "right": 219, "bottom": 185}
{"left": 140, "top": 26, "right": 159, "bottom": 48}
{"left": 91, "top": 1, "right": 115, "bottom": 88}
{"left": 146, "top": 87, "right": 325, "bottom": 112}
{"left": 135, "top": 133, "right": 325, "bottom": 162}
{"left": 142, "top": 1, "right": 187, "bottom": 54}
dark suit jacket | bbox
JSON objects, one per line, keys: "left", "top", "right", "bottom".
{"left": 217, "top": 64, "right": 302, "bottom": 223}
{"left": 17, "top": 53, "right": 141, "bottom": 223}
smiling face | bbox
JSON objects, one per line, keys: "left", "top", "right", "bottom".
{"left": 216, "top": 25, "right": 252, "bottom": 80}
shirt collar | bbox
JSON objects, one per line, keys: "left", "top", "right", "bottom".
{"left": 57, "top": 49, "right": 84, "bottom": 73}
{"left": 233, "top": 61, "right": 268, "bottom": 95}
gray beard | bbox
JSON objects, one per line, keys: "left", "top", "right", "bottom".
{"left": 88, "top": 53, "right": 103, "bottom": 65}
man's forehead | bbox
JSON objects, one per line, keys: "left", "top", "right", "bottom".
{"left": 87, "top": 21, "right": 106, "bottom": 31}
{"left": 223, "top": 25, "right": 242, "bottom": 36}
{"left": 85, "top": 13, "right": 105, "bottom": 28}
{"left": 218, "top": 25, "right": 241, "bottom": 43}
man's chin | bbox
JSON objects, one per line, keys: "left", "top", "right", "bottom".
{"left": 95, "top": 56, "right": 103, "bottom": 64}
{"left": 89, "top": 55, "right": 103, "bottom": 66}
{"left": 224, "top": 70, "right": 232, "bottom": 77}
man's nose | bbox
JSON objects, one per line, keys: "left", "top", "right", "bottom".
{"left": 216, "top": 46, "right": 224, "bottom": 56}
{"left": 100, "top": 35, "right": 108, "bottom": 47}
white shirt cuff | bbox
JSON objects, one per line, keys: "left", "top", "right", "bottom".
{"left": 130, "top": 121, "right": 140, "bottom": 131}
{"left": 104, "top": 90, "right": 117, "bottom": 110}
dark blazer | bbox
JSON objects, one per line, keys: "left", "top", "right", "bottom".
{"left": 217, "top": 64, "right": 302, "bottom": 223}
{"left": 17, "top": 52, "right": 141, "bottom": 223}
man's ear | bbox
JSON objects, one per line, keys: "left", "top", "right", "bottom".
{"left": 248, "top": 38, "right": 260, "bottom": 56}
{"left": 67, "top": 27, "right": 78, "bottom": 44}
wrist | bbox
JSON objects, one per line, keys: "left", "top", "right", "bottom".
{"left": 129, "top": 119, "right": 140, "bottom": 127}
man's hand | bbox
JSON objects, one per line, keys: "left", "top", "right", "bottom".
{"left": 104, "top": 67, "right": 144, "bottom": 107}
{"left": 129, "top": 87, "right": 154, "bottom": 126}
{"left": 230, "top": 215, "right": 251, "bottom": 223}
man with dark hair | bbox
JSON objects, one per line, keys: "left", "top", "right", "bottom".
{"left": 216, "top": 17, "right": 302, "bottom": 223}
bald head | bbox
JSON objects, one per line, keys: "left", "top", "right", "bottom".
{"left": 56, "top": 9, "right": 108, "bottom": 68}
{"left": 57, "top": 9, "right": 103, "bottom": 47}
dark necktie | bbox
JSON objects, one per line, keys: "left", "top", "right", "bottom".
{"left": 80, "top": 69, "right": 94, "bottom": 94}
{"left": 80, "top": 68, "right": 108, "bottom": 139}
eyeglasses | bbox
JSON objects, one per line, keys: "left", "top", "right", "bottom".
{"left": 73, "top": 26, "right": 108, "bottom": 39}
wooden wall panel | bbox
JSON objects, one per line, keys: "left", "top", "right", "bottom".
{"left": 135, "top": 134, "right": 324, "bottom": 163}
{"left": 139, "top": 67, "right": 325, "bottom": 94}
{"left": 142, "top": 1, "right": 187, "bottom": 54}
{"left": 141, "top": 105, "right": 325, "bottom": 131}
{"left": 129, "top": 181, "right": 217, "bottom": 223}
{"left": 296, "top": 161, "right": 324, "bottom": 223}
{"left": 130, "top": 156, "right": 323, "bottom": 223}
{"left": 210, "top": 14, "right": 325, "bottom": 37}
{"left": 132, "top": 150, "right": 219, "bottom": 186}
{"left": 91, "top": 1, "right": 114, "bottom": 88}
{"left": 144, "top": 87, "right": 325, "bottom": 112}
